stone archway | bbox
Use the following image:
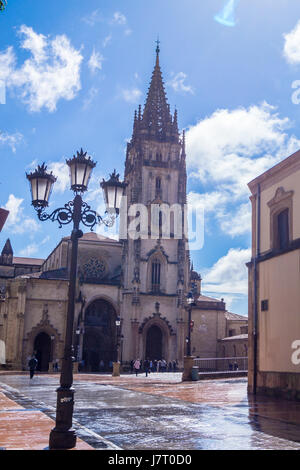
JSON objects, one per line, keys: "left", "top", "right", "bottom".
{"left": 34, "top": 332, "right": 51, "bottom": 372}
{"left": 145, "top": 325, "right": 163, "bottom": 360}
{"left": 82, "top": 298, "right": 117, "bottom": 372}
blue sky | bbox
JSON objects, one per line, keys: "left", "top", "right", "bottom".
{"left": 1, "top": 0, "right": 300, "bottom": 316}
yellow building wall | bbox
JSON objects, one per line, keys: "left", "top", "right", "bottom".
{"left": 259, "top": 250, "right": 300, "bottom": 373}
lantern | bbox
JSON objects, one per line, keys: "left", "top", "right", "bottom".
{"left": 66, "top": 148, "right": 96, "bottom": 193}
{"left": 26, "top": 163, "right": 57, "bottom": 208}
{"left": 101, "top": 169, "right": 127, "bottom": 214}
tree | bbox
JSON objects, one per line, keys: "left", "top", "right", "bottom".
{"left": 0, "top": 1, "right": 7, "bottom": 12}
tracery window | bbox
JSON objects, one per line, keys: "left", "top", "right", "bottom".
{"left": 83, "top": 258, "right": 107, "bottom": 281}
{"left": 151, "top": 258, "right": 161, "bottom": 293}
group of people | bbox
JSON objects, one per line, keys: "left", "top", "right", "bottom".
{"left": 130, "top": 359, "right": 178, "bottom": 376}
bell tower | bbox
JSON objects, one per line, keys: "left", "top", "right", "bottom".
{"left": 121, "top": 44, "right": 190, "bottom": 363}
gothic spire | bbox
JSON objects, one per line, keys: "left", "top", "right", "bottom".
{"left": 0, "top": 238, "right": 13, "bottom": 266}
{"left": 139, "top": 42, "right": 175, "bottom": 142}
{"left": 1, "top": 238, "right": 13, "bottom": 256}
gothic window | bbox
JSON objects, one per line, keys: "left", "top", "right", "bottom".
{"left": 83, "top": 258, "right": 107, "bottom": 282}
{"left": 155, "top": 177, "right": 162, "bottom": 198}
{"left": 151, "top": 259, "right": 161, "bottom": 293}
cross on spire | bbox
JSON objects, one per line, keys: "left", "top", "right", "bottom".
{"left": 156, "top": 37, "right": 160, "bottom": 55}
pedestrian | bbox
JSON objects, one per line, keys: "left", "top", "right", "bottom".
{"left": 172, "top": 360, "right": 177, "bottom": 372}
{"left": 28, "top": 355, "right": 38, "bottom": 380}
{"left": 149, "top": 360, "right": 153, "bottom": 372}
{"left": 168, "top": 361, "right": 172, "bottom": 372}
{"left": 144, "top": 359, "right": 150, "bottom": 377}
{"left": 130, "top": 359, "right": 134, "bottom": 374}
{"left": 54, "top": 359, "right": 59, "bottom": 372}
{"left": 134, "top": 358, "right": 141, "bottom": 376}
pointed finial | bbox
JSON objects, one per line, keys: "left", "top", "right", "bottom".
{"left": 156, "top": 37, "right": 160, "bottom": 55}
{"left": 155, "top": 37, "right": 160, "bottom": 66}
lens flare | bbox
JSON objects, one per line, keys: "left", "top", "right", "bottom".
{"left": 214, "top": 0, "right": 240, "bottom": 27}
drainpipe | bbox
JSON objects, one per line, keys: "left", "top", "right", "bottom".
{"left": 253, "top": 183, "right": 261, "bottom": 394}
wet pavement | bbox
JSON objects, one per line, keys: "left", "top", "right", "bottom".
{"left": 0, "top": 373, "right": 300, "bottom": 450}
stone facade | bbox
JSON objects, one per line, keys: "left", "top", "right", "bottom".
{"left": 0, "top": 47, "right": 247, "bottom": 373}
{"left": 189, "top": 293, "right": 248, "bottom": 359}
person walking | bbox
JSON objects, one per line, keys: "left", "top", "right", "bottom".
{"left": 144, "top": 359, "right": 150, "bottom": 377}
{"left": 134, "top": 358, "right": 141, "bottom": 376}
{"left": 28, "top": 355, "right": 38, "bottom": 380}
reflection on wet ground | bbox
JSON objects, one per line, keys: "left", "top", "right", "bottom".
{"left": 0, "top": 373, "right": 299, "bottom": 450}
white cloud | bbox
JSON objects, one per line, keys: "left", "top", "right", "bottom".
{"left": 20, "top": 235, "right": 50, "bottom": 257}
{"left": 120, "top": 88, "right": 142, "bottom": 103}
{"left": 47, "top": 161, "right": 70, "bottom": 193}
{"left": 82, "top": 9, "right": 103, "bottom": 27}
{"left": 4, "top": 194, "right": 40, "bottom": 234}
{"left": 167, "top": 72, "right": 194, "bottom": 94}
{"left": 186, "top": 103, "right": 300, "bottom": 237}
{"left": 111, "top": 12, "right": 127, "bottom": 25}
{"left": 188, "top": 190, "right": 228, "bottom": 214}
{"left": 216, "top": 202, "right": 252, "bottom": 237}
{"left": 0, "top": 46, "right": 15, "bottom": 81}
{"left": 88, "top": 49, "right": 104, "bottom": 74}
{"left": 20, "top": 243, "right": 39, "bottom": 257}
{"left": 202, "top": 248, "right": 251, "bottom": 296}
{"left": 0, "top": 130, "right": 23, "bottom": 152}
{"left": 82, "top": 87, "right": 99, "bottom": 110}
{"left": 102, "top": 34, "right": 112, "bottom": 48}
{"left": 283, "top": 20, "right": 300, "bottom": 64}
{"left": 0, "top": 25, "right": 83, "bottom": 112}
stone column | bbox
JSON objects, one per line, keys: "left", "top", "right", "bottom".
{"left": 176, "top": 316, "right": 185, "bottom": 368}
{"left": 131, "top": 319, "right": 140, "bottom": 360}
{"left": 182, "top": 355, "right": 195, "bottom": 381}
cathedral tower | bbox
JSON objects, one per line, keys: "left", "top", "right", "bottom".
{"left": 120, "top": 44, "right": 190, "bottom": 364}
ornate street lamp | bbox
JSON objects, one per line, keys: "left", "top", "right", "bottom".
{"left": 101, "top": 169, "right": 126, "bottom": 215}
{"left": 66, "top": 149, "right": 96, "bottom": 193}
{"left": 182, "top": 291, "right": 197, "bottom": 382}
{"left": 112, "top": 316, "right": 122, "bottom": 377}
{"left": 186, "top": 291, "right": 196, "bottom": 357}
{"left": 26, "top": 149, "right": 126, "bottom": 450}
{"left": 27, "top": 163, "right": 56, "bottom": 209}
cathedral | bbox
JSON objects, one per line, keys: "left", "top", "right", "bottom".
{"left": 0, "top": 46, "right": 247, "bottom": 372}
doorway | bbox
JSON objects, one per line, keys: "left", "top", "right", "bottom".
{"left": 82, "top": 299, "right": 117, "bottom": 371}
{"left": 34, "top": 332, "right": 51, "bottom": 372}
{"left": 145, "top": 325, "right": 163, "bottom": 360}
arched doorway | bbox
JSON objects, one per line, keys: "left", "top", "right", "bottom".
{"left": 83, "top": 299, "right": 117, "bottom": 372}
{"left": 34, "top": 332, "right": 51, "bottom": 372}
{"left": 145, "top": 325, "right": 163, "bottom": 360}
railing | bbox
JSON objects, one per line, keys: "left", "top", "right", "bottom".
{"left": 193, "top": 356, "right": 248, "bottom": 373}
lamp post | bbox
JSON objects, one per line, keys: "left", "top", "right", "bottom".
{"left": 182, "top": 291, "right": 196, "bottom": 382}
{"left": 113, "top": 316, "right": 121, "bottom": 377}
{"left": 186, "top": 291, "right": 195, "bottom": 357}
{"left": 26, "top": 149, "right": 126, "bottom": 450}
